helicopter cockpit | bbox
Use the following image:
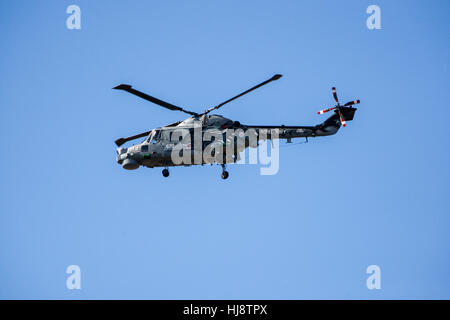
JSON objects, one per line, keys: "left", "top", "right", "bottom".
{"left": 146, "top": 129, "right": 161, "bottom": 144}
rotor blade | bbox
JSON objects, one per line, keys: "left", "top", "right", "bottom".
{"left": 317, "top": 107, "right": 335, "bottom": 115}
{"left": 332, "top": 87, "right": 339, "bottom": 103}
{"left": 115, "top": 130, "right": 153, "bottom": 147}
{"left": 343, "top": 99, "right": 360, "bottom": 107}
{"left": 338, "top": 110, "right": 347, "bottom": 127}
{"left": 113, "top": 84, "right": 199, "bottom": 116}
{"left": 202, "top": 74, "right": 283, "bottom": 115}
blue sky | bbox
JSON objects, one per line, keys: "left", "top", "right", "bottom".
{"left": 0, "top": 0, "right": 449, "bottom": 299}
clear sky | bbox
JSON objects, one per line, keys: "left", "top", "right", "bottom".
{"left": 1, "top": 0, "right": 449, "bottom": 299}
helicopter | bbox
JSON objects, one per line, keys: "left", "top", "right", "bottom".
{"left": 113, "top": 74, "right": 360, "bottom": 179}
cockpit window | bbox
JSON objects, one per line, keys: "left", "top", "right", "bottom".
{"left": 151, "top": 130, "right": 160, "bottom": 144}
{"left": 141, "top": 145, "right": 148, "bottom": 152}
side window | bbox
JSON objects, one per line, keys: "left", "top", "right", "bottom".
{"left": 141, "top": 145, "right": 148, "bottom": 152}
{"left": 161, "top": 130, "right": 171, "bottom": 141}
{"left": 151, "top": 130, "right": 161, "bottom": 144}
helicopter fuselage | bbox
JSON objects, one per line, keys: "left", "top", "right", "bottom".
{"left": 116, "top": 113, "right": 345, "bottom": 170}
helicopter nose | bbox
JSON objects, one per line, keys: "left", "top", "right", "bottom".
{"left": 116, "top": 147, "right": 127, "bottom": 164}
{"left": 116, "top": 148, "right": 139, "bottom": 170}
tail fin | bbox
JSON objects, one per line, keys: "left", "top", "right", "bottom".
{"left": 339, "top": 106, "right": 357, "bottom": 121}
{"left": 316, "top": 107, "right": 357, "bottom": 136}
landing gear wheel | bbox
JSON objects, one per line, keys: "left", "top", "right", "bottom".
{"left": 162, "top": 168, "right": 169, "bottom": 177}
{"left": 221, "top": 171, "right": 229, "bottom": 180}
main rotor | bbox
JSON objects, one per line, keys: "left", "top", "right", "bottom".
{"left": 113, "top": 74, "right": 282, "bottom": 118}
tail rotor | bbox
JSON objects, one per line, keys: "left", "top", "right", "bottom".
{"left": 317, "top": 87, "right": 360, "bottom": 127}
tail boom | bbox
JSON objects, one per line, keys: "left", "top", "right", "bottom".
{"left": 243, "top": 107, "right": 357, "bottom": 140}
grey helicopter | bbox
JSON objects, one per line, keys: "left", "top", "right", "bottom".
{"left": 113, "top": 74, "right": 360, "bottom": 179}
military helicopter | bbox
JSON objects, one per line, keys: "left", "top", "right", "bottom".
{"left": 113, "top": 74, "right": 360, "bottom": 179}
